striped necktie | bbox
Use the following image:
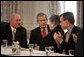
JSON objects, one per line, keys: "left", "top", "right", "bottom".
{"left": 65, "top": 32, "right": 70, "bottom": 43}
{"left": 12, "top": 29, "right": 16, "bottom": 41}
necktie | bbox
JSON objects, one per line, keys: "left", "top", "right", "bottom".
{"left": 42, "top": 27, "right": 46, "bottom": 39}
{"left": 12, "top": 29, "right": 16, "bottom": 41}
{"left": 65, "top": 32, "right": 70, "bottom": 43}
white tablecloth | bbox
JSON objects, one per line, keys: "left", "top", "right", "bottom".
{"left": 1, "top": 46, "right": 73, "bottom": 56}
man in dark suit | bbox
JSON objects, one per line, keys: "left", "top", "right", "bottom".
{"left": 45, "top": 14, "right": 64, "bottom": 53}
{"left": 29, "top": 12, "right": 51, "bottom": 51}
{"left": 1, "top": 13, "right": 28, "bottom": 48}
{"left": 53, "top": 12, "right": 83, "bottom": 56}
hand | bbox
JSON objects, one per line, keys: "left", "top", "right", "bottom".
{"left": 53, "top": 32, "right": 59, "bottom": 40}
{"left": 53, "top": 31, "right": 63, "bottom": 43}
{"left": 58, "top": 31, "right": 63, "bottom": 38}
{"left": 72, "top": 33, "right": 77, "bottom": 44}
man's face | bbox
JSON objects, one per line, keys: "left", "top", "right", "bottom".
{"left": 11, "top": 15, "right": 21, "bottom": 28}
{"left": 60, "top": 16, "right": 68, "bottom": 29}
{"left": 37, "top": 15, "right": 47, "bottom": 28}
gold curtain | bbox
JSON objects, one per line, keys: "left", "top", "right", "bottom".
{"left": 1, "top": 1, "right": 23, "bottom": 22}
{"left": 49, "top": 1, "right": 61, "bottom": 15}
{"left": 77, "top": 1, "right": 83, "bottom": 29}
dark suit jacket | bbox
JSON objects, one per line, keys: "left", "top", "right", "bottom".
{"left": 60, "top": 25, "right": 83, "bottom": 55}
{"left": 1, "top": 23, "right": 28, "bottom": 48}
{"left": 29, "top": 24, "right": 51, "bottom": 51}
{"left": 45, "top": 25, "right": 64, "bottom": 53}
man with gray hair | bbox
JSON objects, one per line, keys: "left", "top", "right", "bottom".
{"left": 1, "top": 13, "right": 28, "bottom": 48}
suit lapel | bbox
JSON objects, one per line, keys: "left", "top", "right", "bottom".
{"left": 65, "top": 25, "right": 76, "bottom": 43}
{"left": 47, "top": 24, "right": 51, "bottom": 34}
{"left": 6, "top": 23, "right": 13, "bottom": 45}
{"left": 37, "top": 27, "right": 43, "bottom": 41}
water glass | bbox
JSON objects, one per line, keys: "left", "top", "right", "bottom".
{"left": 12, "top": 41, "right": 20, "bottom": 55}
{"left": 34, "top": 44, "right": 39, "bottom": 50}
{"left": 29, "top": 44, "right": 34, "bottom": 56}
{"left": 49, "top": 46, "right": 54, "bottom": 54}
{"left": 69, "top": 49, "right": 74, "bottom": 56}
{"left": 3, "top": 40, "right": 7, "bottom": 48}
{"left": 45, "top": 47, "right": 50, "bottom": 56}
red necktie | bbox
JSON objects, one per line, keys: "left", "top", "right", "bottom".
{"left": 42, "top": 28, "right": 46, "bottom": 39}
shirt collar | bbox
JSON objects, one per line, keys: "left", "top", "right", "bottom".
{"left": 40, "top": 25, "right": 48, "bottom": 34}
{"left": 11, "top": 26, "right": 16, "bottom": 32}
{"left": 67, "top": 25, "right": 74, "bottom": 34}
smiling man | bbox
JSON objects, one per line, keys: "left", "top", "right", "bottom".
{"left": 1, "top": 13, "right": 28, "bottom": 48}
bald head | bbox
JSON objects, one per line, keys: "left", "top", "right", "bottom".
{"left": 10, "top": 13, "right": 22, "bottom": 28}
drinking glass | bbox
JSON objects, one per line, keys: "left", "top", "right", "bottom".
{"left": 49, "top": 46, "right": 54, "bottom": 54}
{"left": 45, "top": 47, "right": 50, "bottom": 56}
{"left": 12, "top": 41, "right": 20, "bottom": 55}
{"left": 3, "top": 40, "right": 7, "bottom": 48}
{"left": 34, "top": 44, "right": 39, "bottom": 50}
{"left": 69, "top": 49, "right": 74, "bottom": 56}
{"left": 29, "top": 44, "right": 34, "bottom": 56}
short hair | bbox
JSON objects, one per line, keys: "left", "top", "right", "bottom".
{"left": 50, "top": 14, "right": 60, "bottom": 25}
{"left": 10, "top": 13, "right": 20, "bottom": 20}
{"left": 60, "top": 12, "right": 75, "bottom": 24}
{"left": 36, "top": 12, "right": 47, "bottom": 20}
